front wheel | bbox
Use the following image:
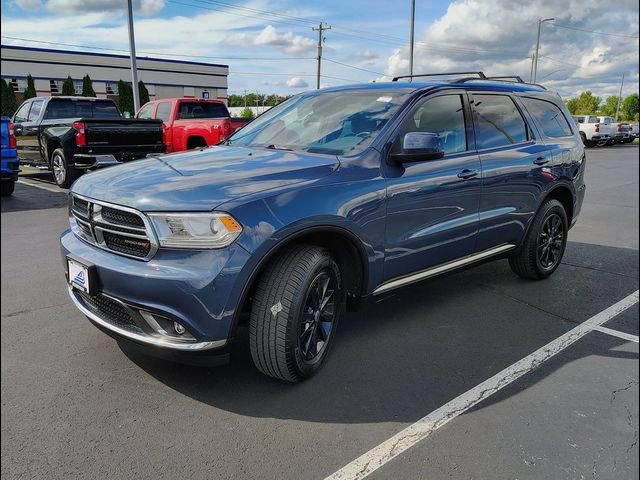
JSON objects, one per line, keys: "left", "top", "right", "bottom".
{"left": 509, "top": 199, "right": 568, "bottom": 280}
{"left": 249, "top": 245, "right": 343, "bottom": 382}
{"left": 1, "top": 180, "right": 15, "bottom": 196}
{"left": 51, "top": 148, "right": 80, "bottom": 189}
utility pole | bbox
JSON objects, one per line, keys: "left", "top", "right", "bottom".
{"left": 126, "top": 0, "right": 140, "bottom": 113}
{"left": 532, "top": 17, "right": 554, "bottom": 83}
{"left": 529, "top": 54, "right": 535, "bottom": 83}
{"left": 312, "top": 22, "right": 331, "bottom": 89}
{"left": 409, "top": 0, "right": 415, "bottom": 80}
{"left": 615, "top": 73, "right": 625, "bottom": 122}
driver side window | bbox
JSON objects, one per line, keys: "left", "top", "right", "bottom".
{"left": 398, "top": 95, "right": 467, "bottom": 154}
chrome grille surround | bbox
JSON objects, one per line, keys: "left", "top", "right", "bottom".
{"left": 69, "top": 193, "right": 159, "bottom": 261}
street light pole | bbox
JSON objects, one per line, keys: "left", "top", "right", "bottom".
{"left": 615, "top": 73, "right": 625, "bottom": 122}
{"left": 532, "top": 17, "right": 554, "bottom": 83}
{"left": 409, "top": 0, "right": 415, "bottom": 80}
{"left": 126, "top": 0, "right": 140, "bottom": 113}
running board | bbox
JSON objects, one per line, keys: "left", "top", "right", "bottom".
{"left": 373, "top": 244, "right": 516, "bottom": 295}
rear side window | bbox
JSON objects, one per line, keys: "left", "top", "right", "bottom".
{"left": 472, "top": 94, "right": 528, "bottom": 149}
{"left": 177, "top": 102, "right": 229, "bottom": 119}
{"left": 27, "top": 99, "right": 44, "bottom": 121}
{"left": 523, "top": 98, "right": 573, "bottom": 137}
{"left": 155, "top": 102, "right": 173, "bottom": 121}
{"left": 588, "top": 116, "right": 598, "bottom": 123}
{"left": 14, "top": 102, "right": 31, "bottom": 123}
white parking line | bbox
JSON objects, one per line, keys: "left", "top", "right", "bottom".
{"left": 17, "top": 179, "right": 66, "bottom": 194}
{"left": 325, "top": 290, "right": 640, "bottom": 480}
{"left": 591, "top": 325, "right": 639, "bottom": 343}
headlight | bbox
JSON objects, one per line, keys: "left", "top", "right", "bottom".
{"left": 147, "top": 212, "right": 242, "bottom": 249}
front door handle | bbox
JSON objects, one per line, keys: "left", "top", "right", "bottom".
{"left": 457, "top": 169, "right": 479, "bottom": 180}
{"left": 534, "top": 157, "right": 549, "bottom": 165}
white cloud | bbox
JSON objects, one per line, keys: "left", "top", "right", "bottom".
{"left": 350, "top": 49, "right": 379, "bottom": 62}
{"left": 286, "top": 77, "right": 308, "bottom": 88}
{"left": 15, "top": 0, "right": 165, "bottom": 15}
{"left": 383, "top": 0, "right": 639, "bottom": 99}
{"left": 14, "top": 0, "right": 42, "bottom": 10}
{"left": 253, "top": 25, "right": 315, "bottom": 54}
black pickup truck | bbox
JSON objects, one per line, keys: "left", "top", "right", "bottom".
{"left": 12, "top": 96, "right": 165, "bottom": 188}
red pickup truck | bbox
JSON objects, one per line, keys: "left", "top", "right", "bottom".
{"left": 136, "top": 98, "right": 250, "bottom": 153}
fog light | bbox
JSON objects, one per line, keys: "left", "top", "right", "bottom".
{"left": 174, "top": 322, "right": 186, "bottom": 335}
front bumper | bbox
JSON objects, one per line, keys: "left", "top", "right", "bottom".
{"left": 61, "top": 228, "right": 252, "bottom": 351}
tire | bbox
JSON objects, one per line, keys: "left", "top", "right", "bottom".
{"left": 51, "top": 148, "right": 81, "bottom": 189}
{"left": 1, "top": 180, "right": 15, "bottom": 197}
{"left": 509, "top": 199, "right": 568, "bottom": 280}
{"left": 249, "top": 245, "right": 343, "bottom": 382}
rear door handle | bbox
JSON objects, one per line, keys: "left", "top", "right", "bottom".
{"left": 534, "top": 157, "right": 549, "bottom": 165}
{"left": 457, "top": 169, "right": 479, "bottom": 179}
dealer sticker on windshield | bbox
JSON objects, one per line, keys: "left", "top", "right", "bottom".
{"left": 68, "top": 258, "right": 91, "bottom": 294}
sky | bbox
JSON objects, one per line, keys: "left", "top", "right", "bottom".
{"left": 1, "top": 0, "right": 638, "bottom": 100}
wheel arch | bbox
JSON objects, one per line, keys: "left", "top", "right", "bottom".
{"left": 232, "top": 225, "right": 369, "bottom": 333}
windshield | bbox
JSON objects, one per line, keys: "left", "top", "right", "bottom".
{"left": 224, "top": 90, "right": 409, "bottom": 155}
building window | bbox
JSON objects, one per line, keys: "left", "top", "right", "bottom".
{"left": 105, "top": 82, "right": 118, "bottom": 95}
{"left": 50, "top": 80, "right": 62, "bottom": 94}
{"left": 9, "top": 78, "right": 26, "bottom": 92}
{"left": 74, "top": 80, "right": 83, "bottom": 95}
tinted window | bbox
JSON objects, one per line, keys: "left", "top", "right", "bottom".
{"left": 14, "top": 103, "right": 31, "bottom": 123}
{"left": 523, "top": 98, "right": 573, "bottom": 137}
{"left": 137, "top": 103, "right": 154, "bottom": 119}
{"left": 27, "top": 99, "right": 44, "bottom": 121}
{"left": 399, "top": 95, "right": 466, "bottom": 154}
{"left": 574, "top": 116, "right": 585, "bottom": 123}
{"left": 177, "top": 102, "right": 229, "bottom": 119}
{"left": 588, "top": 116, "right": 598, "bottom": 123}
{"left": 44, "top": 100, "right": 121, "bottom": 119}
{"left": 472, "top": 95, "right": 528, "bottom": 149}
{"left": 155, "top": 102, "right": 173, "bottom": 121}
{"left": 92, "top": 102, "right": 121, "bottom": 119}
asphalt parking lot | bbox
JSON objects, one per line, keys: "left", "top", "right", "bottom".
{"left": 1, "top": 145, "right": 638, "bottom": 480}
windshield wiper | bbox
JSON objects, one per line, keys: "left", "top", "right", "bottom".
{"left": 265, "top": 144, "right": 293, "bottom": 151}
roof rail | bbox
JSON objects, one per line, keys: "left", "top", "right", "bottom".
{"left": 454, "top": 76, "right": 548, "bottom": 90}
{"left": 392, "top": 71, "right": 486, "bottom": 82}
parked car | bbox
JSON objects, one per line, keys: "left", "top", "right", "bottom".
{"left": 596, "top": 116, "right": 617, "bottom": 145}
{"left": 612, "top": 122, "right": 634, "bottom": 144}
{"left": 630, "top": 123, "right": 639, "bottom": 139}
{"left": 1, "top": 116, "right": 19, "bottom": 196}
{"left": 573, "top": 115, "right": 611, "bottom": 147}
{"left": 136, "top": 98, "right": 251, "bottom": 153}
{"left": 61, "top": 73, "right": 586, "bottom": 382}
{"left": 12, "top": 96, "right": 165, "bottom": 188}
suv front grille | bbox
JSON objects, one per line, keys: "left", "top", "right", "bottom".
{"left": 69, "top": 194, "right": 157, "bottom": 260}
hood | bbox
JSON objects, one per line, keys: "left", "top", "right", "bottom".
{"left": 71, "top": 146, "right": 338, "bottom": 211}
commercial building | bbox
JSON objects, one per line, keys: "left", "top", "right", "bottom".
{"left": 0, "top": 45, "right": 229, "bottom": 104}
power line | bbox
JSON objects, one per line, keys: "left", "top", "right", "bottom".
{"left": 324, "top": 57, "right": 384, "bottom": 75}
{"left": 1, "top": 36, "right": 314, "bottom": 61}
{"left": 550, "top": 23, "right": 639, "bottom": 39}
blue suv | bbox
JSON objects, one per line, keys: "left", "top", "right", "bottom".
{"left": 61, "top": 73, "right": 586, "bottom": 382}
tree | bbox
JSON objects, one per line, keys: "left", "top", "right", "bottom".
{"left": 62, "top": 76, "right": 75, "bottom": 96}
{"left": 622, "top": 93, "right": 639, "bottom": 122}
{"left": 564, "top": 98, "right": 579, "bottom": 115}
{"left": 574, "top": 91, "right": 601, "bottom": 114}
{"left": 117, "top": 80, "right": 134, "bottom": 116}
{"left": 81, "top": 75, "right": 96, "bottom": 97}
{"left": 138, "top": 81, "right": 150, "bottom": 106}
{"left": 23, "top": 74, "right": 37, "bottom": 100}
{"left": 241, "top": 107, "right": 255, "bottom": 118}
{"left": 1, "top": 79, "right": 18, "bottom": 117}
{"left": 598, "top": 96, "right": 621, "bottom": 117}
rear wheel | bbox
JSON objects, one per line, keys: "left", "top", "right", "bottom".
{"left": 51, "top": 148, "right": 80, "bottom": 189}
{"left": 1, "top": 180, "right": 15, "bottom": 196}
{"left": 509, "top": 199, "right": 568, "bottom": 280}
{"left": 249, "top": 245, "right": 343, "bottom": 382}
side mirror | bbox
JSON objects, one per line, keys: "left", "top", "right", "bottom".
{"left": 390, "top": 132, "right": 444, "bottom": 163}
